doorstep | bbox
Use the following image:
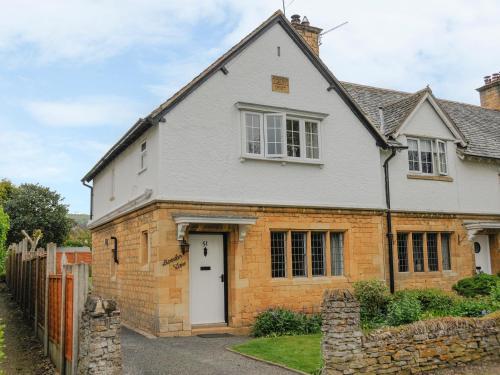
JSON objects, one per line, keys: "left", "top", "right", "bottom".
{"left": 191, "top": 323, "right": 250, "bottom": 336}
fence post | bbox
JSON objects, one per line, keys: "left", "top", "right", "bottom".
{"left": 71, "top": 263, "right": 89, "bottom": 374}
{"left": 59, "top": 264, "right": 67, "bottom": 374}
{"left": 34, "top": 250, "right": 40, "bottom": 336}
{"left": 44, "top": 242, "right": 56, "bottom": 356}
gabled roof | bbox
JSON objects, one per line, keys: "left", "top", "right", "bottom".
{"left": 82, "top": 10, "right": 388, "bottom": 183}
{"left": 380, "top": 88, "right": 428, "bottom": 135}
{"left": 343, "top": 82, "right": 500, "bottom": 160}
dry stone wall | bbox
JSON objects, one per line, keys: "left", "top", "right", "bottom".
{"left": 321, "top": 289, "right": 500, "bottom": 374}
{"left": 77, "top": 296, "right": 122, "bottom": 375}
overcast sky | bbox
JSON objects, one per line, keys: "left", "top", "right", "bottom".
{"left": 0, "top": 0, "right": 498, "bottom": 213}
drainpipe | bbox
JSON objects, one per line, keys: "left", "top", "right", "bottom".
{"left": 81, "top": 181, "right": 93, "bottom": 220}
{"left": 383, "top": 148, "right": 397, "bottom": 293}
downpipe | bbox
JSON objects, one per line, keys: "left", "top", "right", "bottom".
{"left": 82, "top": 181, "right": 93, "bottom": 220}
{"left": 383, "top": 148, "right": 397, "bottom": 293}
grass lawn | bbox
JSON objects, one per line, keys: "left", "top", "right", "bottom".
{"left": 232, "top": 334, "right": 322, "bottom": 374}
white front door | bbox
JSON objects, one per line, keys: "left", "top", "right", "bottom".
{"left": 473, "top": 235, "right": 492, "bottom": 274}
{"left": 189, "top": 234, "right": 226, "bottom": 325}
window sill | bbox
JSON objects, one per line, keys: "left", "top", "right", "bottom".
{"left": 240, "top": 155, "right": 324, "bottom": 167}
{"left": 138, "top": 167, "right": 148, "bottom": 175}
{"left": 407, "top": 174, "right": 453, "bottom": 182}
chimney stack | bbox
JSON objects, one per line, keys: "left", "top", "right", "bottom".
{"left": 290, "top": 14, "right": 323, "bottom": 56}
{"left": 477, "top": 72, "right": 500, "bottom": 110}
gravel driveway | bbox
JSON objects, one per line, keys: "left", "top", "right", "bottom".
{"left": 121, "top": 327, "right": 294, "bottom": 375}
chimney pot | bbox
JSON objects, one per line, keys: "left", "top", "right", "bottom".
{"left": 484, "top": 75, "right": 491, "bottom": 84}
{"left": 291, "top": 14, "right": 301, "bottom": 24}
{"left": 301, "top": 16, "right": 310, "bottom": 26}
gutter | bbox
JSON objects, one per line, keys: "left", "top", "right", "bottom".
{"left": 81, "top": 181, "right": 93, "bottom": 220}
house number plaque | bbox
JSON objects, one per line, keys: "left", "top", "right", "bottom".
{"left": 272, "top": 75, "right": 289, "bottom": 93}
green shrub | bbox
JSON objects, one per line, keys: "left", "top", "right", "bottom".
{"left": 353, "top": 280, "right": 391, "bottom": 324}
{"left": 452, "top": 273, "right": 499, "bottom": 298}
{"left": 252, "top": 309, "right": 322, "bottom": 337}
{"left": 0, "top": 206, "right": 9, "bottom": 277}
{"left": 450, "top": 297, "right": 493, "bottom": 317}
{"left": 387, "top": 294, "right": 422, "bottom": 326}
{"left": 394, "top": 288, "right": 456, "bottom": 316}
{"left": 490, "top": 280, "right": 500, "bottom": 309}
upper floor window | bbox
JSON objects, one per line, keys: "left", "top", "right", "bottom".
{"left": 243, "top": 111, "right": 321, "bottom": 161}
{"left": 140, "top": 140, "right": 147, "bottom": 171}
{"left": 407, "top": 137, "right": 448, "bottom": 175}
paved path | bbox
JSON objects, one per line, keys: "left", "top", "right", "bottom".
{"left": 122, "top": 327, "right": 294, "bottom": 375}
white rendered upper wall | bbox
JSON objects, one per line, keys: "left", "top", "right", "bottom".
{"left": 156, "top": 23, "right": 385, "bottom": 209}
{"left": 388, "top": 99, "right": 500, "bottom": 214}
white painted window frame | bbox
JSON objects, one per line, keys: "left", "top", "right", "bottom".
{"left": 241, "top": 111, "right": 323, "bottom": 163}
{"left": 407, "top": 137, "right": 421, "bottom": 173}
{"left": 437, "top": 140, "right": 448, "bottom": 175}
{"left": 242, "top": 111, "right": 264, "bottom": 157}
{"left": 264, "top": 112, "right": 286, "bottom": 158}
{"left": 139, "top": 139, "right": 148, "bottom": 173}
{"left": 407, "top": 137, "right": 448, "bottom": 176}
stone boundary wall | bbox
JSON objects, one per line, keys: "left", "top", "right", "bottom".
{"left": 78, "top": 296, "right": 122, "bottom": 375}
{"left": 321, "top": 289, "right": 500, "bottom": 374}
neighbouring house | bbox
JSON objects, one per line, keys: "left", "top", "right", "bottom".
{"left": 81, "top": 11, "right": 500, "bottom": 337}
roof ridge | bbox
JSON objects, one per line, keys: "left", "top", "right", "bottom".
{"left": 381, "top": 87, "right": 428, "bottom": 109}
{"left": 341, "top": 81, "right": 412, "bottom": 95}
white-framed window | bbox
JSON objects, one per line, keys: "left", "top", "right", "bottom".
{"left": 437, "top": 140, "right": 448, "bottom": 175}
{"left": 245, "top": 112, "right": 262, "bottom": 155}
{"left": 265, "top": 113, "right": 286, "bottom": 157}
{"left": 242, "top": 111, "right": 321, "bottom": 162}
{"left": 407, "top": 139, "right": 420, "bottom": 172}
{"left": 407, "top": 137, "right": 448, "bottom": 176}
{"left": 305, "top": 121, "right": 320, "bottom": 159}
{"left": 140, "top": 140, "right": 147, "bottom": 171}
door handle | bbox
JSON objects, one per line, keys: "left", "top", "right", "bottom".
{"left": 220, "top": 274, "right": 225, "bottom": 282}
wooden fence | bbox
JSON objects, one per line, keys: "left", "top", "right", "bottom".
{"left": 5, "top": 239, "right": 91, "bottom": 375}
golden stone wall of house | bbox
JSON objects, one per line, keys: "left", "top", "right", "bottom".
{"left": 390, "top": 213, "right": 499, "bottom": 290}
{"left": 91, "top": 202, "right": 500, "bottom": 336}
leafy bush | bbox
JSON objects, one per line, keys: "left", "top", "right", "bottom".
{"left": 395, "top": 288, "right": 456, "bottom": 316}
{"left": 0, "top": 207, "right": 10, "bottom": 277}
{"left": 387, "top": 294, "right": 422, "bottom": 326}
{"left": 353, "top": 280, "right": 391, "bottom": 324}
{"left": 450, "top": 297, "right": 493, "bottom": 317}
{"left": 490, "top": 280, "right": 500, "bottom": 310}
{"left": 452, "top": 273, "right": 500, "bottom": 298}
{"left": 252, "top": 309, "right": 322, "bottom": 337}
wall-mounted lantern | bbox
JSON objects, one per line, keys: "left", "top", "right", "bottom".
{"left": 111, "top": 236, "right": 118, "bottom": 264}
{"left": 179, "top": 239, "right": 190, "bottom": 254}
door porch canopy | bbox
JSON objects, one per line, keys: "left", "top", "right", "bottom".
{"left": 463, "top": 221, "right": 500, "bottom": 240}
{"left": 173, "top": 215, "right": 257, "bottom": 242}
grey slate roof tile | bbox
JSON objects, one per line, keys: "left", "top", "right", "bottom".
{"left": 342, "top": 82, "right": 500, "bottom": 160}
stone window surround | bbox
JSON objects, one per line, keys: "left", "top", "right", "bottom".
{"left": 268, "top": 228, "right": 349, "bottom": 281}
{"left": 395, "top": 230, "right": 455, "bottom": 276}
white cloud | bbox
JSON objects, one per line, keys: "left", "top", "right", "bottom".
{"left": 0, "top": 128, "right": 68, "bottom": 181}
{"left": 0, "top": 0, "right": 232, "bottom": 63}
{"left": 25, "top": 96, "right": 140, "bottom": 127}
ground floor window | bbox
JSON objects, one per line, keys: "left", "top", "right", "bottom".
{"left": 270, "top": 232, "right": 287, "bottom": 278}
{"left": 270, "top": 230, "right": 345, "bottom": 278}
{"left": 291, "top": 232, "right": 307, "bottom": 277}
{"left": 311, "top": 232, "right": 326, "bottom": 276}
{"left": 397, "top": 231, "right": 453, "bottom": 273}
{"left": 330, "top": 233, "right": 344, "bottom": 276}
